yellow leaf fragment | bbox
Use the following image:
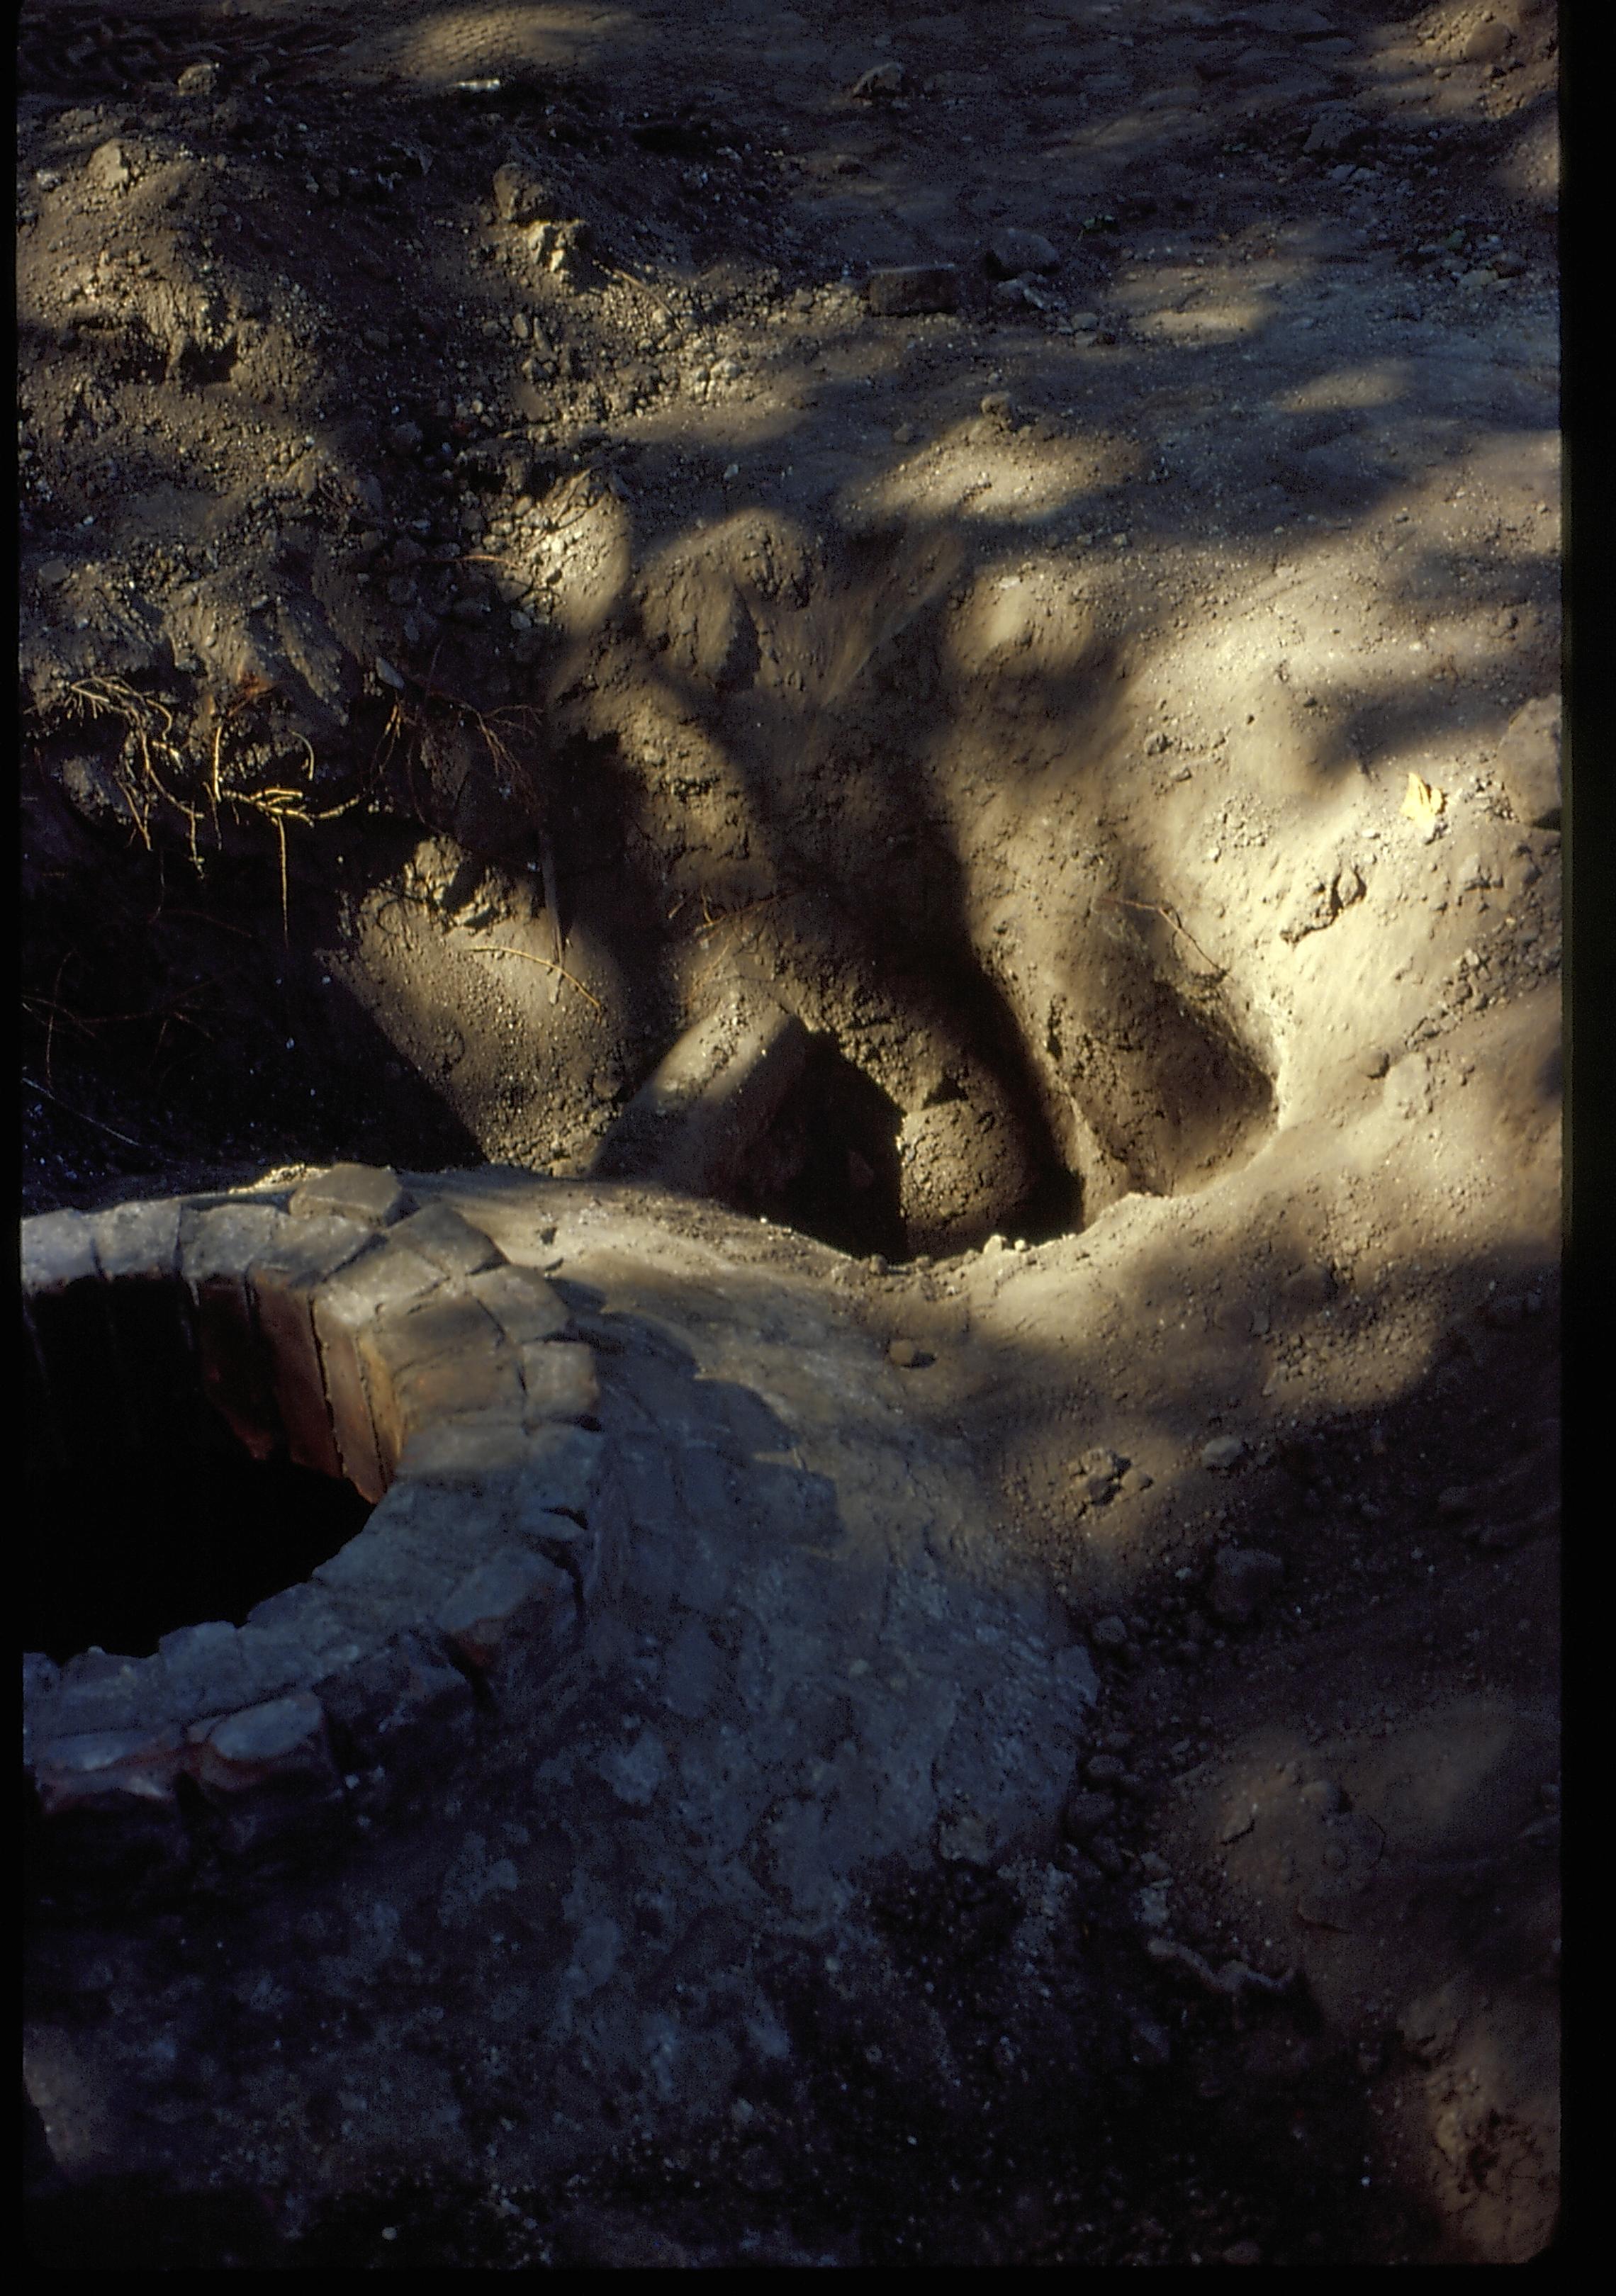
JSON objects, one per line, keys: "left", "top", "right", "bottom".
{"left": 1401, "top": 772, "right": 1445, "bottom": 826}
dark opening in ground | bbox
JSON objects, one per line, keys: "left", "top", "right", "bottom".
{"left": 23, "top": 1388, "right": 373, "bottom": 1665}
{"left": 734, "top": 1037, "right": 909, "bottom": 1263}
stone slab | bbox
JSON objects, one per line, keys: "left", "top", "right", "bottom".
{"left": 90, "top": 1197, "right": 183, "bottom": 1281}
{"left": 359, "top": 1303, "right": 522, "bottom": 1472}
{"left": 245, "top": 1580, "right": 369, "bottom": 1670}
{"left": 388, "top": 1200, "right": 505, "bottom": 1278}
{"left": 313, "top": 1524, "right": 465, "bottom": 1612}
{"left": 181, "top": 1200, "right": 294, "bottom": 1285}
{"left": 30, "top": 1653, "right": 172, "bottom": 1740}
{"left": 193, "top": 1694, "right": 344, "bottom": 1858}
{"left": 289, "top": 1163, "right": 413, "bottom": 1227}
{"left": 252, "top": 1273, "right": 346, "bottom": 1478}
{"left": 158, "top": 1619, "right": 254, "bottom": 1718}
{"left": 468, "top": 1262, "right": 570, "bottom": 1344}
{"left": 196, "top": 1691, "right": 335, "bottom": 1785}
{"left": 31, "top": 1723, "right": 189, "bottom": 1816}
{"left": 21, "top": 1208, "right": 99, "bottom": 1293}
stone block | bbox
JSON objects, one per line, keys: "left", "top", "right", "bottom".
{"left": 366, "top": 1289, "right": 505, "bottom": 1376}
{"left": 251, "top": 1277, "right": 344, "bottom": 1479}
{"left": 468, "top": 1262, "right": 570, "bottom": 1344}
{"left": 90, "top": 1197, "right": 183, "bottom": 1281}
{"left": 249, "top": 1220, "right": 376, "bottom": 1478}
{"left": 519, "top": 1340, "right": 600, "bottom": 1424}
{"left": 867, "top": 264, "right": 960, "bottom": 316}
{"left": 363, "top": 1479, "right": 514, "bottom": 1582}
{"left": 309, "top": 1319, "right": 388, "bottom": 1500}
{"left": 192, "top": 1692, "right": 343, "bottom": 1858}
{"left": 289, "top": 1163, "right": 413, "bottom": 1227}
{"left": 196, "top": 1689, "right": 331, "bottom": 1776}
{"left": 245, "top": 1582, "right": 367, "bottom": 1672}
{"left": 363, "top": 1334, "right": 524, "bottom": 1475}
{"left": 357, "top": 1289, "right": 515, "bottom": 1468}
{"left": 436, "top": 1546, "right": 575, "bottom": 1675}
{"left": 29, "top": 1723, "right": 196, "bottom": 1898}
{"left": 88, "top": 1201, "right": 191, "bottom": 1434}
{"left": 21, "top": 1207, "right": 99, "bottom": 1293}
{"left": 311, "top": 1246, "right": 441, "bottom": 1500}
{"left": 313, "top": 1523, "right": 463, "bottom": 1616}
{"left": 34, "top": 1651, "right": 172, "bottom": 1738}
{"left": 180, "top": 1203, "right": 294, "bottom": 1459}
{"left": 394, "top": 1414, "right": 601, "bottom": 1509}
{"left": 31, "top": 1723, "right": 188, "bottom": 1817}
{"left": 313, "top": 1242, "right": 444, "bottom": 1329}
{"left": 388, "top": 1201, "right": 505, "bottom": 1278}
{"left": 158, "top": 1619, "right": 254, "bottom": 1719}
{"left": 180, "top": 1200, "right": 293, "bottom": 1285}
{"left": 236, "top": 1625, "right": 325, "bottom": 1701}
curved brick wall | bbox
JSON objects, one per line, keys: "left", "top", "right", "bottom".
{"left": 22, "top": 1164, "right": 612, "bottom": 1898}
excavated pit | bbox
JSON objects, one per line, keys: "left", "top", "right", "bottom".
{"left": 23, "top": 707, "right": 1278, "bottom": 1269}
{"left": 18, "top": 0, "right": 1561, "bottom": 2263}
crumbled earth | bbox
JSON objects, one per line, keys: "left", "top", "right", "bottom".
{"left": 21, "top": 0, "right": 1559, "bottom": 2270}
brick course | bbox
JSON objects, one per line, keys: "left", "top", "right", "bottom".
{"left": 22, "top": 1166, "right": 609, "bottom": 1903}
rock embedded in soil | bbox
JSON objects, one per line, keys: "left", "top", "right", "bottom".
{"left": 866, "top": 263, "right": 960, "bottom": 316}
{"left": 984, "top": 225, "right": 1060, "bottom": 277}
{"left": 1495, "top": 697, "right": 1561, "bottom": 830}
{"left": 851, "top": 62, "right": 905, "bottom": 101}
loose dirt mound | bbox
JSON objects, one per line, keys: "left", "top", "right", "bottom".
{"left": 22, "top": 0, "right": 1559, "bottom": 2268}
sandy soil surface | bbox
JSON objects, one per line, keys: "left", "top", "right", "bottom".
{"left": 21, "top": 0, "right": 1560, "bottom": 2267}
